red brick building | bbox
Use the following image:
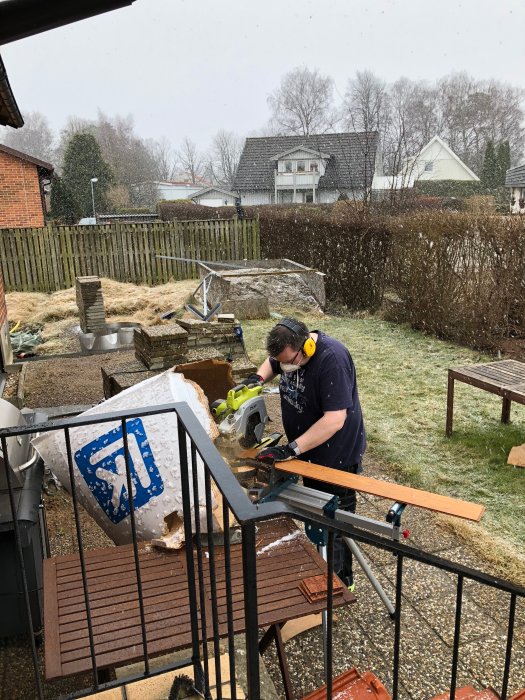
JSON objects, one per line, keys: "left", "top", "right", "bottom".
{"left": 0, "top": 143, "right": 54, "bottom": 228}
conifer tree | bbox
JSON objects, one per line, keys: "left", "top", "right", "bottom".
{"left": 496, "top": 140, "right": 511, "bottom": 186}
{"left": 61, "top": 133, "right": 114, "bottom": 217}
{"left": 50, "top": 176, "right": 81, "bottom": 224}
{"left": 480, "top": 140, "right": 498, "bottom": 189}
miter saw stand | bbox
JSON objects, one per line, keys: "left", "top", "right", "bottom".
{"left": 249, "top": 466, "right": 410, "bottom": 617}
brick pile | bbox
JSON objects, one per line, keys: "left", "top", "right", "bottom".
{"left": 134, "top": 324, "right": 189, "bottom": 370}
{"left": 102, "top": 315, "right": 257, "bottom": 397}
{"left": 76, "top": 276, "right": 106, "bottom": 332}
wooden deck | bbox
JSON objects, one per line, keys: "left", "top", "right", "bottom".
{"left": 43, "top": 517, "right": 354, "bottom": 681}
{"left": 446, "top": 359, "right": 525, "bottom": 436}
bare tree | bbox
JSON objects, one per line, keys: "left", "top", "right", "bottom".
{"left": 149, "top": 136, "right": 178, "bottom": 181}
{"left": 176, "top": 136, "right": 204, "bottom": 184}
{"left": 267, "top": 66, "right": 336, "bottom": 136}
{"left": 438, "top": 73, "right": 525, "bottom": 173}
{"left": 0, "top": 110, "right": 55, "bottom": 162}
{"left": 209, "top": 130, "right": 243, "bottom": 189}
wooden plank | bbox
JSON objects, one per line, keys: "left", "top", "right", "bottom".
{"left": 43, "top": 558, "right": 63, "bottom": 679}
{"left": 274, "top": 460, "right": 485, "bottom": 522}
{"left": 239, "top": 452, "right": 485, "bottom": 522}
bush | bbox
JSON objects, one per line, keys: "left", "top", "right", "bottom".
{"left": 259, "top": 203, "right": 390, "bottom": 311}
{"left": 414, "top": 180, "right": 483, "bottom": 198}
{"left": 387, "top": 211, "right": 525, "bottom": 349}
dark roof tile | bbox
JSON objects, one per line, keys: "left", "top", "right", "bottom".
{"left": 233, "top": 132, "right": 378, "bottom": 191}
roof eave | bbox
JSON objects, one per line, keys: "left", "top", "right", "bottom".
{"left": 0, "top": 55, "right": 23, "bottom": 128}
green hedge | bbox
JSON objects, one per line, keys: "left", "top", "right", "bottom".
{"left": 414, "top": 180, "right": 483, "bottom": 197}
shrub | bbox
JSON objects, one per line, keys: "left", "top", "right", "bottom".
{"left": 259, "top": 203, "right": 390, "bottom": 311}
{"left": 387, "top": 211, "right": 525, "bottom": 349}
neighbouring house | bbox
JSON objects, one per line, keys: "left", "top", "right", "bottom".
{"left": 0, "top": 143, "right": 54, "bottom": 228}
{"left": 130, "top": 180, "right": 211, "bottom": 206}
{"left": 233, "top": 132, "right": 379, "bottom": 204}
{"left": 505, "top": 164, "right": 525, "bottom": 214}
{"left": 191, "top": 186, "right": 237, "bottom": 207}
{"left": 398, "top": 135, "right": 479, "bottom": 184}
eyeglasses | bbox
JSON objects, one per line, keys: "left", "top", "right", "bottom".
{"left": 272, "top": 348, "right": 303, "bottom": 364}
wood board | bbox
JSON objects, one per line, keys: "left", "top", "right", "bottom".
{"left": 239, "top": 451, "right": 485, "bottom": 522}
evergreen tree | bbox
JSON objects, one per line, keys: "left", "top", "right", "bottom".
{"left": 61, "top": 133, "right": 114, "bottom": 217}
{"left": 480, "top": 140, "right": 498, "bottom": 189}
{"left": 496, "top": 140, "right": 511, "bottom": 187}
{"left": 50, "top": 176, "right": 81, "bottom": 224}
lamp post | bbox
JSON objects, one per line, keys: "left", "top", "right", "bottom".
{"left": 90, "top": 177, "right": 98, "bottom": 222}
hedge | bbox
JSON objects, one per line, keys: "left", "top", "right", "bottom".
{"left": 258, "top": 202, "right": 390, "bottom": 311}
{"left": 387, "top": 212, "right": 525, "bottom": 349}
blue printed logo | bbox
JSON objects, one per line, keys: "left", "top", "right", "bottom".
{"left": 74, "top": 418, "right": 164, "bottom": 524}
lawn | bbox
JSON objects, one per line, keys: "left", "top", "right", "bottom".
{"left": 241, "top": 313, "right": 525, "bottom": 560}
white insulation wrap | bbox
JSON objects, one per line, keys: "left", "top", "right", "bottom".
{"left": 32, "top": 370, "right": 220, "bottom": 545}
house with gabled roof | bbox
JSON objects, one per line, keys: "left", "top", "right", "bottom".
{"left": 233, "top": 132, "right": 379, "bottom": 204}
{"left": 399, "top": 135, "right": 479, "bottom": 183}
{"left": 191, "top": 185, "right": 237, "bottom": 207}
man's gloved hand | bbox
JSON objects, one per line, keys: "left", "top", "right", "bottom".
{"left": 256, "top": 444, "right": 295, "bottom": 464}
{"left": 243, "top": 373, "right": 264, "bottom": 386}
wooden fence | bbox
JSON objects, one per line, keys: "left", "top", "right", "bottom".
{"left": 0, "top": 218, "right": 260, "bottom": 292}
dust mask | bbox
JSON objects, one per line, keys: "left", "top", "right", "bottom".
{"left": 280, "top": 362, "right": 301, "bottom": 373}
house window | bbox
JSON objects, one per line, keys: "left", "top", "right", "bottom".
{"left": 297, "top": 160, "right": 306, "bottom": 173}
{"left": 310, "top": 161, "right": 319, "bottom": 172}
{"left": 424, "top": 161, "right": 433, "bottom": 172}
{"left": 284, "top": 161, "right": 293, "bottom": 173}
{"left": 305, "top": 193, "right": 313, "bottom": 203}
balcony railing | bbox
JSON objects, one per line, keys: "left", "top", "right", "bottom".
{"left": 275, "top": 171, "right": 320, "bottom": 188}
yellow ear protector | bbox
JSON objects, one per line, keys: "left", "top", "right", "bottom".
{"left": 277, "top": 318, "right": 316, "bottom": 358}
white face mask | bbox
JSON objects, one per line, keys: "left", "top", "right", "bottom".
{"left": 280, "top": 362, "right": 302, "bottom": 373}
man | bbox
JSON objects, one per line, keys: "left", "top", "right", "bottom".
{"left": 244, "top": 317, "right": 366, "bottom": 590}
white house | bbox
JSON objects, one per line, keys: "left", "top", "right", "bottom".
{"left": 505, "top": 164, "right": 525, "bottom": 213}
{"left": 233, "top": 132, "right": 379, "bottom": 205}
{"left": 399, "top": 135, "right": 479, "bottom": 183}
{"left": 191, "top": 186, "right": 237, "bottom": 207}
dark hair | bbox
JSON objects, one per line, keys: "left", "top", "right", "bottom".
{"left": 266, "top": 318, "right": 309, "bottom": 357}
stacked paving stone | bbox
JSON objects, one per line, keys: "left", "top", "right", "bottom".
{"left": 102, "top": 316, "right": 257, "bottom": 397}
{"left": 76, "top": 276, "right": 106, "bottom": 332}
{"left": 177, "top": 317, "right": 246, "bottom": 362}
{"left": 134, "top": 324, "right": 189, "bottom": 370}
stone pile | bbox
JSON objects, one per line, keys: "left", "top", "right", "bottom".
{"left": 76, "top": 276, "right": 106, "bottom": 333}
{"left": 101, "top": 315, "right": 257, "bottom": 398}
{"left": 134, "top": 324, "right": 188, "bottom": 370}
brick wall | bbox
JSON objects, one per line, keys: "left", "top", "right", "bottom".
{"left": 0, "top": 149, "right": 46, "bottom": 227}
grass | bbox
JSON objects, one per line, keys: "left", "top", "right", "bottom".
{"left": 241, "top": 313, "right": 525, "bottom": 566}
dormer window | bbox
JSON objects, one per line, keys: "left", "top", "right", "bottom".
{"left": 310, "top": 161, "right": 319, "bottom": 172}
{"left": 297, "top": 161, "right": 306, "bottom": 173}
{"left": 284, "top": 161, "right": 293, "bottom": 173}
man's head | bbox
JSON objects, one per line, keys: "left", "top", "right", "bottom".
{"left": 267, "top": 318, "right": 310, "bottom": 363}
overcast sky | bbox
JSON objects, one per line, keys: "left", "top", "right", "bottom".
{"left": 2, "top": 0, "right": 524, "bottom": 149}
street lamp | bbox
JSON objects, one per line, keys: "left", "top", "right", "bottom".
{"left": 90, "top": 177, "right": 98, "bottom": 222}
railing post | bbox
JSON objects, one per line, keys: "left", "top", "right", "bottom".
{"left": 241, "top": 520, "right": 260, "bottom": 699}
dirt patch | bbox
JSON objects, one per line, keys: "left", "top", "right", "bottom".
{"left": 22, "top": 350, "right": 135, "bottom": 407}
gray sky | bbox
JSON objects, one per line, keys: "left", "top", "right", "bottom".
{"left": 2, "top": 0, "right": 524, "bottom": 148}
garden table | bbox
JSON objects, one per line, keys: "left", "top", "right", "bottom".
{"left": 446, "top": 359, "right": 525, "bottom": 436}
{"left": 43, "top": 517, "right": 354, "bottom": 698}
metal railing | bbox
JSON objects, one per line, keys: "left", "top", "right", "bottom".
{"left": 1, "top": 402, "right": 524, "bottom": 699}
